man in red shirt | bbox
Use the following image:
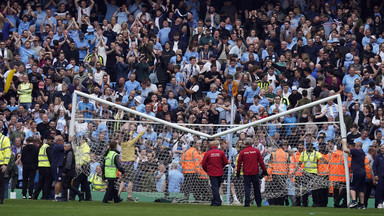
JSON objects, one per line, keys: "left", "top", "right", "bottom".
{"left": 236, "top": 138, "right": 268, "bottom": 207}
{"left": 202, "top": 140, "right": 228, "bottom": 206}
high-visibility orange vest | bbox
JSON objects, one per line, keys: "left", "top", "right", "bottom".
{"left": 329, "top": 150, "right": 350, "bottom": 182}
{"left": 365, "top": 157, "right": 372, "bottom": 180}
{"left": 196, "top": 152, "right": 209, "bottom": 179}
{"left": 267, "top": 149, "right": 289, "bottom": 176}
{"left": 181, "top": 147, "right": 199, "bottom": 174}
{"left": 318, "top": 153, "right": 330, "bottom": 176}
{"left": 289, "top": 151, "right": 303, "bottom": 177}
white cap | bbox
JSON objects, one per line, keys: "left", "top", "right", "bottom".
{"left": 292, "top": 86, "right": 298, "bottom": 91}
{"left": 134, "top": 96, "right": 142, "bottom": 104}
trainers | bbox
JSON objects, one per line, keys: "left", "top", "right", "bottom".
{"left": 54, "top": 197, "right": 62, "bottom": 202}
{"left": 126, "top": 197, "right": 135, "bottom": 202}
{"left": 348, "top": 201, "right": 358, "bottom": 208}
{"left": 377, "top": 203, "right": 383, "bottom": 209}
{"left": 28, "top": 196, "right": 32, "bottom": 199}
{"left": 357, "top": 205, "right": 366, "bottom": 210}
{"left": 232, "top": 200, "right": 242, "bottom": 205}
{"left": 23, "top": 196, "right": 27, "bottom": 199}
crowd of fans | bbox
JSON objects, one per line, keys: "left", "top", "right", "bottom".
{"left": 0, "top": 0, "right": 384, "bottom": 207}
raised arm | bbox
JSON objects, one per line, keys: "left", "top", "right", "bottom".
{"left": 341, "top": 139, "right": 350, "bottom": 154}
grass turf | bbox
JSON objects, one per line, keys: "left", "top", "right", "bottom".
{"left": 0, "top": 200, "right": 382, "bottom": 216}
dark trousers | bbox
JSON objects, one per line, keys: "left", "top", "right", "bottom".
{"left": 62, "top": 175, "right": 82, "bottom": 200}
{"left": 333, "top": 182, "right": 347, "bottom": 207}
{"left": 268, "top": 175, "right": 286, "bottom": 205}
{"left": 103, "top": 179, "right": 120, "bottom": 203}
{"left": 198, "top": 178, "right": 211, "bottom": 202}
{"left": 209, "top": 176, "right": 222, "bottom": 206}
{"left": 0, "top": 165, "right": 6, "bottom": 202}
{"left": 33, "top": 167, "right": 52, "bottom": 200}
{"left": 376, "top": 176, "right": 384, "bottom": 207}
{"left": 364, "top": 180, "right": 375, "bottom": 208}
{"left": 22, "top": 165, "right": 36, "bottom": 197}
{"left": 301, "top": 173, "right": 319, "bottom": 207}
{"left": 317, "top": 176, "right": 329, "bottom": 207}
{"left": 72, "top": 173, "right": 91, "bottom": 200}
{"left": 183, "top": 173, "right": 199, "bottom": 201}
{"left": 244, "top": 175, "right": 261, "bottom": 207}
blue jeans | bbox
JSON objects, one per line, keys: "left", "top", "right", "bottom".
{"left": 244, "top": 175, "right": 262, "bottom": 207}
{"left": 209, "top": 176, "right": 222, "bottom": 206}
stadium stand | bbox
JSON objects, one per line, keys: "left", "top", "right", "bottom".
{"left": 0, "top": 0, "right": 384, "bottom": 209}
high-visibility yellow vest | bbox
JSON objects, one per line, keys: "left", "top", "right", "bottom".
{"left": 0, "top": 133, "right": 11, "bottom": 165}
{"left": 89, "top": 173, "right": 107, "bottom": 191}
{"left": 300, "top": 150, "right": 322, "bottom": 174}
{"left": 38, "top": 143, "right": 51, "bottom": 167}
{"left": 18, "top": 82, "right": 33, "bottom": 103}
{"left": 104, "top": 151, "right": 118, "bottom": 178}
{"left": 75, "top": 142, "right": 90, "bottom": 165}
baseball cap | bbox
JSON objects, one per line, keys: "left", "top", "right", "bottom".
{"left": 134, "top": 96, "right": 142, "bottom": 104}
{"left": 292, "top": 86, "right": 298, "bottom": 91}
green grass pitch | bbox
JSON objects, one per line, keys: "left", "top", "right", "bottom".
{"left": 1, "top": 200, "right": 383, "bottom": 216}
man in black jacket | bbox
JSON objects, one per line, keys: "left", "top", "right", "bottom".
{"left": 61, "top": 144, "right": 83, "bottom": 202}
{"left": 21, "top": 137, "right": 39, "bottom": 199}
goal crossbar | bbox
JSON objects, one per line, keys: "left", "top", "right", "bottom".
{"left": 71, "top": 91, "right": 341, "bottom": 139}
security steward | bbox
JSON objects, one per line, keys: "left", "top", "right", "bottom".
{"left": 0, "top": 131, "right": 11, "bottom": 204}
{"left": 236, "top": 138, "right": 267, "bottom": 207}
{"left": 293, "top": 142, "right": 328, "bottom": 207}
{"left": 89, "top": 166, "right": 107, "bottom": 191}
{"left": 267, "top": 143, "right": 289, "bottom": 205}
{"left": 61, "top": 144, "right": 83, "bottom": 202}
{"left": 180, "top": 141, "right": 200, "bottom": 202}
{"left": 201, "top": 140, "right": 228, "bottom": 206}
{"left": 32, "top": 139, "right": 53, "bottom": 200}
{"left": 72, "top": 136, "right": 91, "bottom": 201}
{"left": 102, "top": 141, "right": 124, "bottom": 204}
{"left": 329, "top": 143, "right": 348, "bottom": 208}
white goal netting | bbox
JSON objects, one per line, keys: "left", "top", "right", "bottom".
{"left": 70, "top": 91, "right": 348, "bottom": 205}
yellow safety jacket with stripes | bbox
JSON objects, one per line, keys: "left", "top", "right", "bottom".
{"left": 17, "top": 82, "right": 33, "bottom": 103}
{"left": 38, "top": 143, "right": 51, "bottom": 167}
{"left": 89, "top": 173, "right": 107, "bottom": 191}
{"left": 75, "top": 142, "right": 90, "bottom": 166}
{"left": 0, "top": 133, "right": 11, "bottom": 166}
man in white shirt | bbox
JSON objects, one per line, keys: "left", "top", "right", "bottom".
{"left": 75, "top": 0, "right": 95, "bottom": 24}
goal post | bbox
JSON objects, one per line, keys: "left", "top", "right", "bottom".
{"left": 69, "top": 90, "right": 350, "bottom": 205}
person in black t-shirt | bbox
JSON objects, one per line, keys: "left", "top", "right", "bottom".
{"left": 342, "top": 140, "right": 367, "bottom": 209}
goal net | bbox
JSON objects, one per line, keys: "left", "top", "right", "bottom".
{"left": 69, "top": 91, "right": 349, "bottom": 205}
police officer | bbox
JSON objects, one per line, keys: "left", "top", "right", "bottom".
{"left": 61, "top": 144, "right": 83, "bottom": 202}
{"left": 0, "top": 131, "right": 11, "bottom": 204}
{"left": 102, "top": 141, "right": 124, "bottom": 203}
{"left": 33, "top": 139, "right": 53, "bottom": 200}
{"left": 201, "top": 140, "right": 228, "bottom": 206}
{"left": 236, "top": 138, "right": 268, "bottom": 207}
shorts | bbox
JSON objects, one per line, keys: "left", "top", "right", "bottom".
{"left": 120, "top": 162, "right": 134, "bottom": 182}
{"left": 52, "top": 166, "right": 63, "bottom": 182}
{"left": 350, "top": 173, "right": 366, "bottom": 192}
